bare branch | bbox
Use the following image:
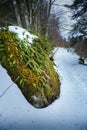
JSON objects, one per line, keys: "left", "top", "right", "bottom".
{"left": 0, "top": 76, "right": 20, "bottom": 98}
{"left": 51, "top": 0, "right": 56, "bottom": 4}
{"left": 59, "top": 26, "right": 71, "bottom": 31}
{"left": 0, "top": 0, "right": 8, "bottom": 4}
{"left": 52, "top": 3, "right": 65, "bottom": 7}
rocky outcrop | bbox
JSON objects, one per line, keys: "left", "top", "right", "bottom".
{"left": 0, "top": 26, "right": 60, "bottom": 108}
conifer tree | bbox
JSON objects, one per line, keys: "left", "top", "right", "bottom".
{"left": 69, "top": 0, "right": 87, "bottom": 38}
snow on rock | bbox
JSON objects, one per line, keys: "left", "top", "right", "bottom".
{"left": 0, "top": 47, "right": 87, "bottom": 130}
{"left": 0, "top": 25, "right": 60, "bottom": 108}
{"left": 9, "top": 26, "right": 37, "bottom": 44}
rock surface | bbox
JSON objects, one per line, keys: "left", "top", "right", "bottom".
{"left": 0, "top": 26, "right": 60, "bottom": 108}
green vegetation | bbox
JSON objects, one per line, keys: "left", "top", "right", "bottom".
{"left": 0, "top": 28, "right": 60, "bottom": 108}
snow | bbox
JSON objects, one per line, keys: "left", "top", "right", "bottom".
{"left": 9, "top": 26, "right": 37, "bottom": 44}
{"left": 0, "top": 47, "right": 87, "bottom": 130}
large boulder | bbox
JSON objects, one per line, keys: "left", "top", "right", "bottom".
{"left": 0, "top": 26, "right": 60, "bottom": 108}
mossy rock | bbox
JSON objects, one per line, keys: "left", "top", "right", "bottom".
{"left": 0, "top": 26, "right": 60, "bottom": 108}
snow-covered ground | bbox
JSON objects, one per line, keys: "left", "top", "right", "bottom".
{"left": 0, "top": 47, "right": 87, "bottom": 130}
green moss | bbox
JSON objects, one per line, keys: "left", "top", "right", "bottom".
{"left": 0, "top": 28, "right": 60, "bottom": 108}
{"left": 44, "top": 84, "right": 53, "bottom": 101}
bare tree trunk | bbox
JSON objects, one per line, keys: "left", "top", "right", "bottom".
{"left": 29, "top": 3, "right": 33, "bottom": 26}
{"left": 45, "top": 0, "right": 52, "bottom": 38}
{"left": 45, "top": 0, "right": 55, "bottom": 39}
{"left": 12, "top": 0, "right": 22, "bottom": 27}
{"left": 23, "top": 0, "right": 30, "bottom": 29}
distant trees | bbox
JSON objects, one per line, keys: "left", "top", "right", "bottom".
{"left": 48, "top": 14, "right": 64, "bottom": 46}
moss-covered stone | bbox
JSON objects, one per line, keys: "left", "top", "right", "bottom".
{"left": 0, "top": 27, "right": 60, "bottom": 108}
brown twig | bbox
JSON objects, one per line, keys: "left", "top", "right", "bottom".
{"left": 0, "top": 76, "right": 19, "bottom": 98}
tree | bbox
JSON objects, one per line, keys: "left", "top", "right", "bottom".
{"left": 66, "top": 0, "right": 87, "bottom": 61}
{"left": 0, "top": 0, "right": 16, "bottom": 26}
{"left": 11, "top": 0, "right": 22, "bottom": 27}
{"left": 48, "top": 14, "right": 63, "bottom": 46}
{"left": 0, "top": 0, "right": 62, "bottom": 44}
{"left": 69, "top": 0, "right": 87, "bottom": 38}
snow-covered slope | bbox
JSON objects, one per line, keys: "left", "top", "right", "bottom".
{"left": 0, "top": 48, "right": 87, "bottom": 130}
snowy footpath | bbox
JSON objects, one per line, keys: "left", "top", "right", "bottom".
{"left": 0, "top": 48, "right": 87, "bottom": 130}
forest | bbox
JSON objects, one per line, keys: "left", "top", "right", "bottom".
{"left": 0, "top": 0, "right": 87, "bottom": 59}
{"left": 0, "top": 0, "right": 63, "bottom": 46}
{"left": 0, "top": 0, "right": 87, "bottom": 130}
